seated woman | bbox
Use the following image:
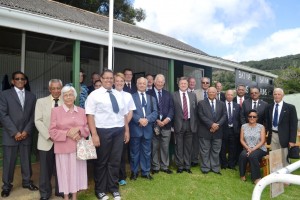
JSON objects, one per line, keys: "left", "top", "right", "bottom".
{"left": 239, "top": 109, "right": 267, "bottom": 184}
{"left": 49, "top": 86, "right": 89, "bottom": 200}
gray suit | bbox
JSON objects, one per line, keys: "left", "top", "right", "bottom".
{"left": 198, "top": 99, "right": 227, "bottom": 173}
{"left": 0, "top": 88, "right": 36, "bottom": 190}
{"left": 172, "top": 91, "right": 197, "bottom": 170}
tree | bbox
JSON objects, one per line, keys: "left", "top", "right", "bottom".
{"left": 54, "top": 0, "right": 146, "bottom": 25}
{"left": 275, "top": 66, "right": 300, "bottom": 94}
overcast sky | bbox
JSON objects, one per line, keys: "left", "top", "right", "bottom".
{"left": 134, "top": 0, "right": 300, "bottom": 62}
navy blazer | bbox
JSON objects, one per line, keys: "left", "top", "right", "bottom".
{"left": 222, "top": 101, "right": 241, "bottom": 135}
{"left": 240, "top": 99, "right": 268, "bottom": 125}
{"left": 0, "top": 88, "right": 36, "bottom": 146}
{"left": 266, "top": 102, "right": 298, "bottom": 147}
{"left": 198, "top": 99, "right": 227, "bottom": 139}
{"left": 123, "top": 82, "right": 137, "bottom": 94}
{"left": 146, "top": 88, "right": 174, "bottom": 129}
{"left": 130, "top": 92, "right": 158, "bottom": 139}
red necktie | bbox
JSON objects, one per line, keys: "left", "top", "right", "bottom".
{"left": 239, "top": 97, "right": 243, "bottom": 108}
{"left": 183, "top": 93, "right": 188, "bottom": 120}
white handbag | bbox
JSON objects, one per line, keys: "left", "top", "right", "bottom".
{"left": 76, "top": 136, "right": 97, "bottom": 160}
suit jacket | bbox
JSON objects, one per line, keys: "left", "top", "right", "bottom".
{"left": 240, "top": 99, "right": 268, "bottom": 125}
{"left": 223, "top": 101, "right": 241, "bottom": 135}
{"left": 35, "top": 95, "right": 63, "bottom": 151}
{"left": 130, "top": 92, "right": 158, "bottom": 139}
{"left": 0, "top": 88, "right": 36, "bottom": 146}
{"left": 194, "top": 88, "right": 206, "bottom": 103}
{"left": 266, "top": 102, "right": 298, "bottom": 147}
{"left": 172, "top": 91, "right": 198, "bottom": 133}
{"left": 217, "top": 92, "right": 226, "bottom": 102}
{"left": 233, "top": 96, "right": 249, "bottom": 107}
{"left": 123, "top": 82, "right": 137, "bottom": 94}
{"left": 198, "top": 99, "right": 227, "bottom": 139}
{"left": 147, "top": 88, "right": 174, "bottom": 129}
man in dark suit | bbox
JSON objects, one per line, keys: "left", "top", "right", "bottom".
{"left": 147, "top": 74, "right": 174, "bottom": 174}
{"left": 0, "top": 71, "right": 38, "bottom": 198}
{"left": 87, "top": 72, "right": 100, "bottom": 94}
{"left": 123, "top": 68, "right": 137, "bottom": 94}
{"left": 240, "top": 87, "right": 268, "bottom": 125}
{"left": 172, "top": 77, "right": 198, "bottom": 173}
{"left": 198, "top": 87, "right": 227, "bottom": 174}
{"left": 130, "top": 77, "right": 158, "bottom": 180}
{"left": 233, "top": 84, "right": 248, "bottom": 108}
{"left": 266, "top": 88, "right": 298, "bottom": 167}
{"left": 215, "top": 82, "right": 225, "bottom": 102}
{"left": 219, "top": 90, "right": 240, "bottom": 170}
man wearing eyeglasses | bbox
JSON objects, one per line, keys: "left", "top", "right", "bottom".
{"left": 192, "top": 77, "right": 210, "bottom": 167}
{"left": 0, "top": 71, "right": 38, "bottom": 198}
{"left": 240, "top": 87, "right": 268, "bottom": 125}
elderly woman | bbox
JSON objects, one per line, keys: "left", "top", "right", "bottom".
{"left": 239, "top": 109, "right": 267, "bottom": 184}
{"left": 49, "top": 86, "right": 89, "bottom": 200}
{"left": 114, "top": 72, "right": 136, "bottom": 186}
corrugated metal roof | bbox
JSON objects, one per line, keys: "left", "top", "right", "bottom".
{"left": 0, "top": 0, "right": 208, "bottom": 56}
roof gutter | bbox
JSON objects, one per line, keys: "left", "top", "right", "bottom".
{"left": 0, "top": 6, "right": 277, "bottom": 78}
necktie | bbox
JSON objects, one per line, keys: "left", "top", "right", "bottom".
{"left": 211, "top": 100, "right": 216, "bottom": 119}
{"left": 273, "top": 103, "right": 279, "bottom": 127}
{"left": 19, "top": 90, "right": 24, "bottom": 108}
{"left": 204, "top": 91, "right": 207, "bottom": 99}
{"left": 228, "top": 102, "right": 233, "bottom": 125}
{"left": 107, "top": 90, "right": 119, "bottom": 113}
{"left": 217, "top": 93, "right": 220, "bottom": 100}
{"left": 182, "top": 93, "right": 188, "bottom": 120}
{"left": 54, "top": 99, "right": 59, "bottom": 107}
{"left": 141, "top": 93, "right": 147, "bottom": 107}
{"left": 253, "top": 101, "right": 257, "bottom": 110}
{"left": 158, "top": 91, "right": 162, "bottom": 114}
{"left": 239, "top": 97, "right": 243, "bottom": 108}
{"left": 127, "top": 83, "right": 131, "bottom": 89}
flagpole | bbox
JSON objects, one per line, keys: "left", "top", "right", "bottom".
{"left": 108, "top": 0, "right": 114, "bottom": 70}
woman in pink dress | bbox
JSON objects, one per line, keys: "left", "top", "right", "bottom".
{"left": 49, "top": 85, "right": 89, "bottom": 200}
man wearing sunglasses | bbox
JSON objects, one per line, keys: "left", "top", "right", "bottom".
{"left": 192, "top": 77, "right": 210, "bottom": 167}
{"left": 0, "top": 71, "right": 38, "bottom": 197}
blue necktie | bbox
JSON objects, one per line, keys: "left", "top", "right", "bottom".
{"left": 158, "top": 91, "right": 162, "bottom": 115}
{"left": 107, "top": 90, "right": 119, "bottom": 114}
{"left": 141, "top": 93, "right": 147, "bottom": 107}
{"left": 273, "top": 103, "right": 279, "bottom": 127}
{"left": 204, "top": 91, "right": 207, "bottom": 99}
{"left": 211, "top": 100, "right": 216, "bottom": 119}
{"left": 228, "top": 102, "right": 233, "bottom": 125}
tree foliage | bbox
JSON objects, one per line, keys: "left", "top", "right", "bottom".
{"left": 54, "top": 0, "right": 146, "bottom": 25}
{"left": 212, "top": 70, "right": 235, "bottom": 91}
{"left": 275, "top": 66, "right": 300, "bottom": 94}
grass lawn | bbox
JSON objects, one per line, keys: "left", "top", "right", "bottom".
{"left": 78, "top": 160, "right": 300, "bottom": 200}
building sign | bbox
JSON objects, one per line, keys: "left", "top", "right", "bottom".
{"left": 235, "top": 69, "right": 274, "bottom": 102}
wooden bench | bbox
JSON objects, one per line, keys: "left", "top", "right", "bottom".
{"left": 246, "top": 155, "right": 269, "bottom": 177}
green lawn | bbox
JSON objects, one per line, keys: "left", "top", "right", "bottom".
{"left": 78, "top": 161, "right": 300, "bottom": 200}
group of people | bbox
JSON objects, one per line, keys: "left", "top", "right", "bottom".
{"left": 0, "top": 69, "right": 298, "bottom": 200}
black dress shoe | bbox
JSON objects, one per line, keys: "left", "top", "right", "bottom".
{"left": 141, "top": 174, "right": 153, "bottom": 180}
{"left": 221, "top": 166, "right": 227, "bottom": 169}
{"left": 161, "top": 169, "right": 173, "bottom": 174}
{"left": 213, "top": 171, "right": 222, "bottom": 175}
{"left": 201, "top": 170, "right": 209, "bottom": 174}
{"left": 228, "top": 167, "right": 237, "bottom": 171}
{"left": 1, "top": 189, "right": 10, "bottom": 197}
{"left": 23, "top": 183, "right": 39, "bottom": 191}
{"left": 183, "top": 169, "right": 192, "bottom": 173}
{"left": 130, "top": 173, "right": 137, "bottom": 180}
{"left": 152, "top": 169, "right": 159, "bottom": 174}
{"left": 191, "top": 162, "right": 199, "bottom": 167}
{"left": 55, "top": 192, "right": 64, "bottom": 198}
{"left": 40, "top": 198, "right": 49, "bottom": 200}
{"left": 177, "top": 169, "right": 183, "bottom": 173}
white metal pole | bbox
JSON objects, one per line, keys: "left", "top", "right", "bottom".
{"left": 108, "top": 0, "right": 114, "bottom": 70}
{"left": 21, "top": 31, "right": 26, "bottom": 72}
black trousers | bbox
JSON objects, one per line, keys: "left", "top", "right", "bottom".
{"left": 239, "top": 149, "right": 267, "bottom": 181}
{"left": 220, "top": 127, "right": 237, "bottom": 168}
{"left": 118, "top": 142, "right": 127, "bottom": 181}
{"left": 39, "top": 146, "right": 59, "bottom": 198}
{"left": 2, "top": 144, "right": 32, "bottom": 190}
{"left": 94, "top": 127, "right": 124, "bottom": 194}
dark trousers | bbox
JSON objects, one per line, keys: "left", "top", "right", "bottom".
{"left": 2, "top": 144, "right": 32, "bottom": 190}
{"left": 39, "top": 146, "right": 59, "bottom": 198}
{"left": 235, "top": 135, "right": 243, "bottom": 165}
{"left": 174, "top": 120, "right": 193, "bottom": 170}
{"left": 220, "top": 127, "right": 237, "bottom": 168}
{"left": 239, "top": 149, "right": 267, "bottom": 181}
{"left": 118, "top": 142, "right": 127, "bottom": 181}
{"left": 94, "top": 127, "right": 124, "bottom": 194}
{"left": 191, "top": 129, "right": 200, "bottom": 164}
{"left": 130, "top": 136, "right": 152, "bottom": 176}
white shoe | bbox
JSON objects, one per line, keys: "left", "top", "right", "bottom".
{"left": 113, "top": 192, "right": 121, "bottom": 200}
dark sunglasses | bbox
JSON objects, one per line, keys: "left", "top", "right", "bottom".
{"left": 248, "top": 116, "right": 257, "bottom": 119}
{"left": 14, "top": 78, "right": 26, "bottom": 81}
{"left": 202, "top": 82, "right": 209, "bottom": 84}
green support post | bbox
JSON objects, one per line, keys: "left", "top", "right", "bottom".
{"left": 168, "top": 59, "right": 175, "bottom": 92}
{"left": 72, "top": 40, "right": 80, "bottom": 106}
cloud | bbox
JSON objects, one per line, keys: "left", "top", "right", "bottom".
{"left": 223, "top": 28, "right": 300, "bottom": 61}
{"left": 134, "top": 0, "right": 273, "bottom": 47}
